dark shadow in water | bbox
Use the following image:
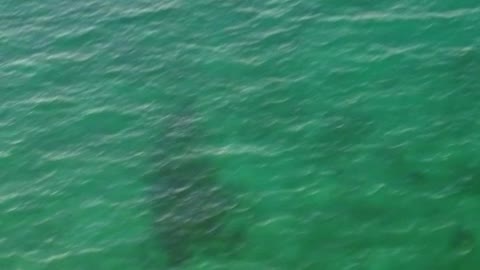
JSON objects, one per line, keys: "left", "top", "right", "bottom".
{"left": 449, "top": 226, "right": 476, "bottom": 255}
{"left": 147, "top": 103, "right": 242, "bottom": 267}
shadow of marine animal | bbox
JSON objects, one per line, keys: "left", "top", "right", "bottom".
{"left": 149, "top": 108, "right": 239, "bottom": 267}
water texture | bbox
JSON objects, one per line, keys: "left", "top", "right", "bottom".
{"left": 1, "top": 0, "right": 480, "bottom": 269}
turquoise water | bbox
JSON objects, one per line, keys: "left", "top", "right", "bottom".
{"left": 1, "top": 1, "right": 480, "bottom": 269}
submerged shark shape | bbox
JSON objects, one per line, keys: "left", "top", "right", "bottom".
{"left": 149, "top": 105, "right": 236, "bottom": 266}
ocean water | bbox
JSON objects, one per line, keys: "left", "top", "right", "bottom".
{"left": 1, "top": 1, "right": 480, "bottom": 269}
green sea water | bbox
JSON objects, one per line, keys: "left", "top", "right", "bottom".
{"left": 2, "top": 1, "right": 480, "bottom": 269}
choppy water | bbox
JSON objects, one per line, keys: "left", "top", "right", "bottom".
{"left": 2, "top": 1, "right": 480, "bottom": 269}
